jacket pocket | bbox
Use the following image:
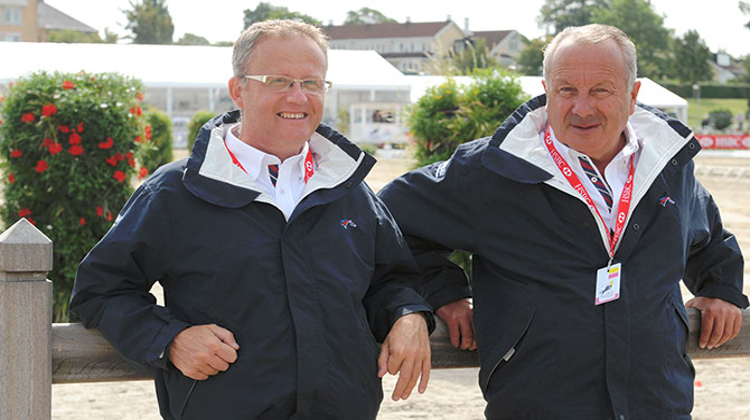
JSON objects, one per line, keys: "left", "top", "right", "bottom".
{"left": 478, "top": 304, "right": 536, "bottom": 393}
{"left": 177, "top": 379, "right": 198, "bottom": 419}
{"left": 669, "top": 296, "right": 695, "bottom": 376}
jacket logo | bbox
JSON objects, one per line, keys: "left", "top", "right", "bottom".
{"left": 340, "top": 219, "right": 357, "bottom": 229}
{"left": 659, "top": 196, "right": 675, "bottom": 207}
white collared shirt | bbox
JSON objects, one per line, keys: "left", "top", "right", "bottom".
{"left": 543, "top": 123, "right": 641, "bottom": 228}
{"left": 225, "top": 124, "right": 313, "bottom": 219}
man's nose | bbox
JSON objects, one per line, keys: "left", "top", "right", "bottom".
{"left": 286, "top": 82, "right": 309, "bottom": 104}
{"left": 571, "top": 95, "right": 595, "bottom": 116}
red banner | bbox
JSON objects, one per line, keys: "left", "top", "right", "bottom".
{"left": 695, "top": 134, "right": 750, "bottom": 150}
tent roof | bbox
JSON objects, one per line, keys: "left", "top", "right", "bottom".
{"left": 0, "top": 42, "right": 409, "bottom": 91}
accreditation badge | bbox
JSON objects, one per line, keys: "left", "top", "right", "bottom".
{"left": 595, "top": 263, "right": 622, "bottom": 305}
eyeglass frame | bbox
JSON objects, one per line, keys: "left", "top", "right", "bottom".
{"left": 242, "top": 75, "right": 333, "bottom": 94}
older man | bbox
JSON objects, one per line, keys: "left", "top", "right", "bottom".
{"left": 379, "top": 24, "right": 747, "bottom": 419}
{"left": 71, "top": 20, "right": 432, "bottom": 420}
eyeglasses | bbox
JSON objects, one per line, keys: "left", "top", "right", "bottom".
{"left": 242, "top": 75, "right": 332, "bottom": 94}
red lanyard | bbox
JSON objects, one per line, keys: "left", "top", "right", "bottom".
{"left": 224, "top": 140, "right": 314, "bottom": 184}
{"left": 542, "top": 125, "right": 634, "bottom": 258}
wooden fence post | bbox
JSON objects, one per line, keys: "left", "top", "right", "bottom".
{"left": 0, "top": 218, "right": 53, "bottom": 420}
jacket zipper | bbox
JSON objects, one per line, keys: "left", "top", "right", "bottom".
{"left": 178, "top": 379, "right": 198, "bottom": 419}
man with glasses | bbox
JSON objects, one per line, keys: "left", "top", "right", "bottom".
{"left": 70, "top": 19, "right": 432, "bottom": 420}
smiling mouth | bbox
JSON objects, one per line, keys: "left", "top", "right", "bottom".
{"left": 278, "top": 112, "right": 306, "bottom": 119}
{"left": 572, "top": 123, "right": 599, "bottom": 131}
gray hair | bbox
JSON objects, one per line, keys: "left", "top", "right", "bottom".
{"left": 543, "top": 24, "right": 637, "bottom": 88}
{"left": 232, "top": 19, "right": 329, "bottom": 78}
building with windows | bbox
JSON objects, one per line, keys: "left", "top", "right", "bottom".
{"left": 324, "top": 20, "right": 468, "bottom": 74}
{"left": 0, "top": 0, "right": 95, "bottom": 42}
{"left": 470, "top": 30, "right": 526, "bottom": 69}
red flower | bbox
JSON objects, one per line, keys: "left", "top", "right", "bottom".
{"left": 49, "top": 143, "right": 63, "bottom": 155}
{"left": 69, "top": 132, "right": 82, "bottom": 145}
{"left": 134, "top": 135, "right": 142, "bottom": 143}
{"left": 21, "top": 113, "right": 35, "bottom": 123}
{"left": 129, "top": 106, "right": 142, "bottom": 116}
{"left": 113, "top": 170, "right": 126, "bottom": 183}
{"left": 99, "top": 137, "right": 114, "bottom": 149}
{"left": 136, "top": 92, "right": 144, "bottom": 102}
{"left": 128, "top": 158, "right": 136, "bottom": 168}
{"left": 8, "top": 172, "right": 15, "bottom": 183}
{"left": 80, "top": 217, "right": 86, "bottom": 226}
{"left": 0, "top": 120, "right": 3, "bottom": 126}
{"left": 27, "top": 218, "right": 36, "bottom": 226}
{"left": 114, "top": 152, "right": 124, "bottom": 161}
{"left": 58, "top": 125, "right": 70, "bottom": 133}
{"left": 105, "top": 156, "right": 118, "bottom": 166}
{"left": 105, "top": 212, "right": 113, "bottom": 222}
{"left": 10, "top": 149, "right": 22, "bottom": 158}
{"left": 96, "top": 207, "right": 103, "bottom": 216}
{"left": 68, "top": 145, "right": 84, "bottom": 156}
{"left": 125, "top": 152, "right": 133, "bottom": 160}
{"left": 77, "top": 122, "right": 84, "bottom": 132}
{"left": 35, "top": 160, "right": 49, "bottom": 173}
{"left": 18, "top": 208, "right": 31, "bottom": 218}
{"left": 62, "top": 80, "right": 76, "bottom": 90}
{"left": 138, "top": 167, "right": 149, "bottom": 180}
{"left": 43, "top": 138, "right": 54, "bottom": 147}
{"left": 41, "top": 104, "right": 58, "bottom": 117}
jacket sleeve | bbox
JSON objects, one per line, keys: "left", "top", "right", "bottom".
{"left": 363, "top": 193, "right": 435, "bottom": 342}
{"left": 684, "top": 178, "right": 748, "bottom": 309}
{"left": 377, "top": 152, "right": 480, "bottom": 311}
{"left": 70, "top": 182, "right": 191, "bottom": 370}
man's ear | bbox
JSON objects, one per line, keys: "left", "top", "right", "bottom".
{"left": 629, "top": 81, "right": 641, "bottom": 115}
{"left": 228, "top": 77, "right": 244, "bottom": 109}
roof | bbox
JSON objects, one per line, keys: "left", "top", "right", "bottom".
{"left": 38, "top": 2, "right": 97, "bottom": 34}
{"left": 471, "top": 30, "right": 514, "bottom": 48}
{"left": 0, "top": 42, "right": 410, "bottom": 91}
{"left": 324, "top": 21, "right": 455, "bottom": 40}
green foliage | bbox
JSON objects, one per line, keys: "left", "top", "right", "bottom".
{"left": 187, "top": 109, "right": 216, "bottom": 151}
{"left": 408, "top": 69, "right": 529, "bottom": 167}
{"left": 709, "top": 108, "right": 734, "bottom": 130}
{"left": 672, "top": 30, "right": 713, "bottom": 85}
{"left": 742, "top": 1, "right": 750, "bottom": 30}
{"left": 516, "top": 36, "right": 548, "bottom": 76}
{"left": 0, "top": 71, "right": 148, "bottom": 321}
{"left": 451, "top": 38, "right": 499, "bottom": 76}
{"left": 356, "top": 143, "right": 378, "bottom": 155}
{"left": 665, "top": 83, "right": 750, "bottom": 99}
{"left": 591, "top": 0, "right": 672, "bottom": 80}
{"left": 176, "top": 33, "right": 210, "bottom": 45}
{"left": 45, "top": 30, "right": 104, "bottom": 43}
{"left": 686, "top": 98, "right": 748, "bottom": 131}
{"left": 243, "top": 2, "right": 322, "bottom": 28}
{"left": 139, "top": 108, "right": 173, "bottom": 174}
{"left": 124, "top": 0, "right": 174, "bottom": 44}
{"left": 344, "top": 7, "right": 396, "bottom": 24}
{"left": 538, "top": 0, "right": 608, "bottom": 34}
{"left": 103, "top": 28, "right": 119, "bottom": 43}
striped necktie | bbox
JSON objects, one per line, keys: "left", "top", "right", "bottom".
{"left": 578, "top": 156, "right": 613, "bottom": 210}
{"left": 268, "top": 164, "right": 279, "bottom": 187}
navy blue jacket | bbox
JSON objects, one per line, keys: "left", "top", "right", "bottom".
{"left": 71, "top": 111, "right": 433, "bottom": 420}
{"left": 379, "top": 96, "right": 748, "bottom": 420}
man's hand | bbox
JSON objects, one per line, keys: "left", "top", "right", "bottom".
{"left": 377, "top": 313, "right": 431, "bottom": 401}
{"left": 436, "top": 298, "right": 476, "bottom": 350}
{"left": 685, "top": 297, "right": 742, "bottom": 349}
{"left": 167, "top": 324, "right": 240, "bottom": 380}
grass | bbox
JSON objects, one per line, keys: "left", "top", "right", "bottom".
{"left": 686, "top": 98, "right": 749, "bottom": 131}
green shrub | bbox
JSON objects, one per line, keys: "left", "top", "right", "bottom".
{"left": 663, "top": 82, "right": 750, "bottom": 99}
{"left": 709, "top": 108, "right": 734, "bottom": 130}
{"left": 408, "top": 69, "right": 529, "bottom": 167}
{"left": 139, "top": 107, "right": 173, "bottom": 174}
{"left": 0, "top": 71, "right": 147, "bottom": 321}
{"left": 187, "top": 109, "right": 216, "bottom": 151}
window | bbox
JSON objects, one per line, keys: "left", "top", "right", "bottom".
{"left": 5, "top": 6, "right": 21, "bottom": 25}
{"left": 5, "top": 32, "right": 21, "bottom": 42}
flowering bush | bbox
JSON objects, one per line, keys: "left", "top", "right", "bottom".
{"left": 139, "top": 107, "right": 173, "bottom": 175}
{"left": 0, "top": 71, "right": 149, "bottom": 321}
{"left": 407, "top": 69, "right": 529, "bottom": 167}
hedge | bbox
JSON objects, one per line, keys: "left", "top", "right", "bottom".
{"left": 662, "top": 82, "right": 750, "bottom": 99}
{"left": 0, "top": 71, "right": 148, "bottom": 322}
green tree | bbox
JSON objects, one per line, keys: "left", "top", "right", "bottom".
{"left": 124, "top": 0, "right": 174, "bottom": 44}
{"left": 103, "top": 27, "right": 119, "bottom": 43}
{"left": 538, "top": 0, "right": 607, "bottom": 34}
{"left": 344, "top": 7, "right": 396, "bottom": 24}
{"left": 672, "top": 30, "right": 713, "bottom": 85}
{"left": 516, "top": 36, "right": 548, "bottom": 76}
{"left": 741, "top": 1, "right": 750, "bottom": 29}
{"left": 45, "top": 30, "right": 103, "bottom": 43}
{"left": 451, "top": 38, "right": 499, "bottom": 75}
{"left": 243, "top": 2, "right": 321, "bottom": 28}
{"left": 591, "top": 0, "right": 673, "bottom": 80}
{"left": 176, "top": 33, "right": 210, "bottom": 45}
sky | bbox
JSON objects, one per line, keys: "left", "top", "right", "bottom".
{"left": 45, "top": 0, "right": 750, "bottom": 57}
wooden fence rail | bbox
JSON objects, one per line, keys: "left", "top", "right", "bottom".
{"left": 2, "top": 218, "right": 750, "bottom": 419}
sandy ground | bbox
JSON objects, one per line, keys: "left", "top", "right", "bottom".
{"left": 51, "top": 150, "right": 750, "bottom": 419}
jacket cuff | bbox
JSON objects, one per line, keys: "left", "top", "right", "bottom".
{"left": 426, "top": 284, "right": 472, "bottom": 311}
{"left": 393, "top": 305, "right": 436, "bottom": 335}
{"left": 698, "top": 283, "right": 750, "bottom": 309}
{"left": 146, "top": 319, "right": 192, "bottom": 370}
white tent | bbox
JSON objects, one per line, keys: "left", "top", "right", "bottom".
{"left": 406, "top": 75, "right": 689, "bottom": 124}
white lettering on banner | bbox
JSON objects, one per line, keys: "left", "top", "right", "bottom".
{"left": 695, "top": 134, "right": 750, "bottom": 150}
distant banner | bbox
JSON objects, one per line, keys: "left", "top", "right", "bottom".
{"left": 695, "top": 134, "right": 750, "bottom": 149}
